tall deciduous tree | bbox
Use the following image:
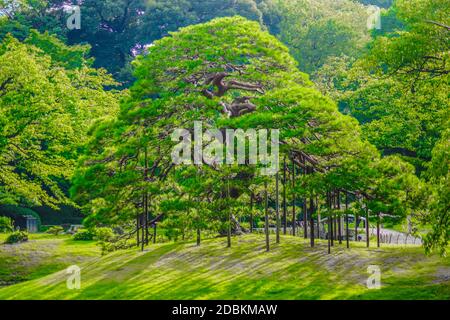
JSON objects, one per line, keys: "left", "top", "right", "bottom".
{"left": 0, "top": 31, "right": 119, "bottom": 207}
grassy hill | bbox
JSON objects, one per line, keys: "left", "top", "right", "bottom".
{"left": 0, "top": 234, "right": 99, "bottom": 287}
{"left": 0, "top": 234, "right": 448, "bottom": 300}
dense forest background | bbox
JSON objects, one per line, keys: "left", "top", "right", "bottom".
{"left": 0, "top": 0, "right": 448, "bottom": 254}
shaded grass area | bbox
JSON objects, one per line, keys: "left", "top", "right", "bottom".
{"left": 0, "top": 234, "right": 99, "bottom": 287}
{"left": 0, "top": 234, "right": 448, "bottom": 300}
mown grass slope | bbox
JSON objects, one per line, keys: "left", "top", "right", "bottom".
{"left": 0, "top": 234, "right": 448, "bottom": 300}
{"left": 0, "top": 234, "right": 99, "bottom": 287}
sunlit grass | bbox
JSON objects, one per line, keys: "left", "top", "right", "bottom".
{"left": 0, "top": 234, "right": 448, "bottom": 300}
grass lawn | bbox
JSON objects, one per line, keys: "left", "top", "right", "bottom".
{"left": 0, "top": 233, "right": 99, "bottom": 287}
{"left": 0, "top": 234, "right": 448, "bottom": 300}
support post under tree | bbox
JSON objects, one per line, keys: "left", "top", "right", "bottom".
{"left": 136, "top": 214, "right": 140, "bottom": 247}
{"left": 250, "top": 192, "right": 254, "bottom": 233}
{"left": 265, "top": 181, "right": 270, "bottom": 252}
{"left": 337, "top": 191, "right": 342, "bottom": 245}
{"left": 310, "top": 197, "right": 315, "bottom": 247}
{"left": 141, "top": 214, "right": 145, "bottom": 252}
{"left": 153, "top": 223, "right": 157, "bottom": 244}
{"left": 366, "top": 205, "right": 370, "bottom": 248}
{"left": 276, "top": 171, "right": 280, "bottom": 244}
{"left": 377, "top": 212, "right": 380, "bottom": 248}
{"left": 144, "top": 147, "right": 149, "bottom": 246}
{"left": 283, "top": 156, "right": 287, "bottom": 235}
{"left": 291, "top": 156, "right": 296, "bottom": 236}
{"left": 227, "top": 177, "right": 231, "bottom": 248}
{"left": 330, "top": 195, "right": 334, "bottom": 247}
{"left": 303, "top": 159, "right": 307, "bottom": 239}
{"left": 316, "top": 196, "right": 320, "bottom": 239}
{"left": 345, "top": 192, "right": 349, "bottom": 249}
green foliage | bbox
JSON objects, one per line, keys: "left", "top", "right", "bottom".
{"left": 72, "top": 16, "right": 414, "bottom": 249}
{"left": 0, "top": 216, "right": 13, "bottom": 233}
{"left": 4, "top": 230, "right": 28, "bottom": 244}
{"left": 0, "top": 32, "right": 120, "bottom": 208}
{"left": 73, "top": 229, "right": 95, "bottom": 241}
{"left": 72, "top": 227, "right": 114, "bottom": 242}
{"left": 316, "top": 0, "right": 449, "bottom": 170}
{"left": 423, "top": 129, "right": 449, "bottom": 256}
{"left": 46, "top": 226, "right": 64, "bottom": 235}
{"left": 276, "top": 0, "right": 370, "bottom": 74}
{"left": 93, "top": 227, "right": 114, "bottom": 242}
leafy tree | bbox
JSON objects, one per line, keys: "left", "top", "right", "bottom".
{"left": 1, "top": 0, "right": 272, "bottom": 85}
{"left": 423, "top": 129, "right": 449, "bottom": 256}
{"left": 275, "top": 0, "right": 370, "bottom": 74}
{"left": 73, "top": 17, "right": 398, "bottom": 250}
{"left": 0, "top": 31, "right": 119, "bottom": 207}
{"left": 317, "top": 0, "right": 449, "bottom": 170}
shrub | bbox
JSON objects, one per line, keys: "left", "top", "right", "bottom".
{"left": 46, "top": 226, "right": 64, "bottom": 235}
{"left": 72, "top": 229, "right": 95, "bottom": 241}
{"left": 4, "top": 231, "right": 28, "bottom": 244}
{"left": 94, "top": 227, "right": 114, "bottom": 242}
{"left": 0, "top": 216, "right": 13, "bottom": 233}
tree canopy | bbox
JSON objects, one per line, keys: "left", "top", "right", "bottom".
{"left": 0, "top": 31, "right": 119, "bottom": 207}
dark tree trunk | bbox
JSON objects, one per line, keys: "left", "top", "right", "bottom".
{"left": 276, "top": 172, "right": 280, "bottom": 244}
{"left": 377, "top": 212, "right": 380, "bottom": 248}
{"left": 345, "top": 192, "right": 349, "bottom": 249}
{"left": 250, "top": 192, "right": 254, "bottom": 233}
{"left": 136, "top": 214, "right": 140, "bottom": 247}
{"left": 291, "top": 157, "right": 296, "bottom": 236}
{"left": 303, "top": 162, "right": 308, "bottom": 239}
{"left": 327, "top": 192, "right": 331, "bottom": 254}
{"left": 303, "top": 201, "right": 307, "bottom": 238}
{"left": 366, "top": 206, "right": 370, "bottom": 248}
{"left": 316, "top": 197, "right": 320, "bottom": 239}
{"left": 337, "top": 191, "right": 342, "bottom": 245}
{"left": 153, "top": 224, "right": 157, "bottom": 244}
{"left": 283, "top": 156, "right": 287, "bottom": 235}
{"left": 144, "top": 148, "right": 149, "bottom": 246}
{"left": 197, "top": 227, "right": 201, "bottom": 246}
{"left": 141, "top": 214, "right": 145, "bottom": 252}
{"left": 265, "top": 181, "right": 270, "bottom": 252}
{"left": 227, "top": 178, "right": 231, "bottom": 248}
{"left": 330, "top": 193, "right": 334, "bottom": 246}
{"left": 309, "top": 197, "right": 314, "bottom": 247}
